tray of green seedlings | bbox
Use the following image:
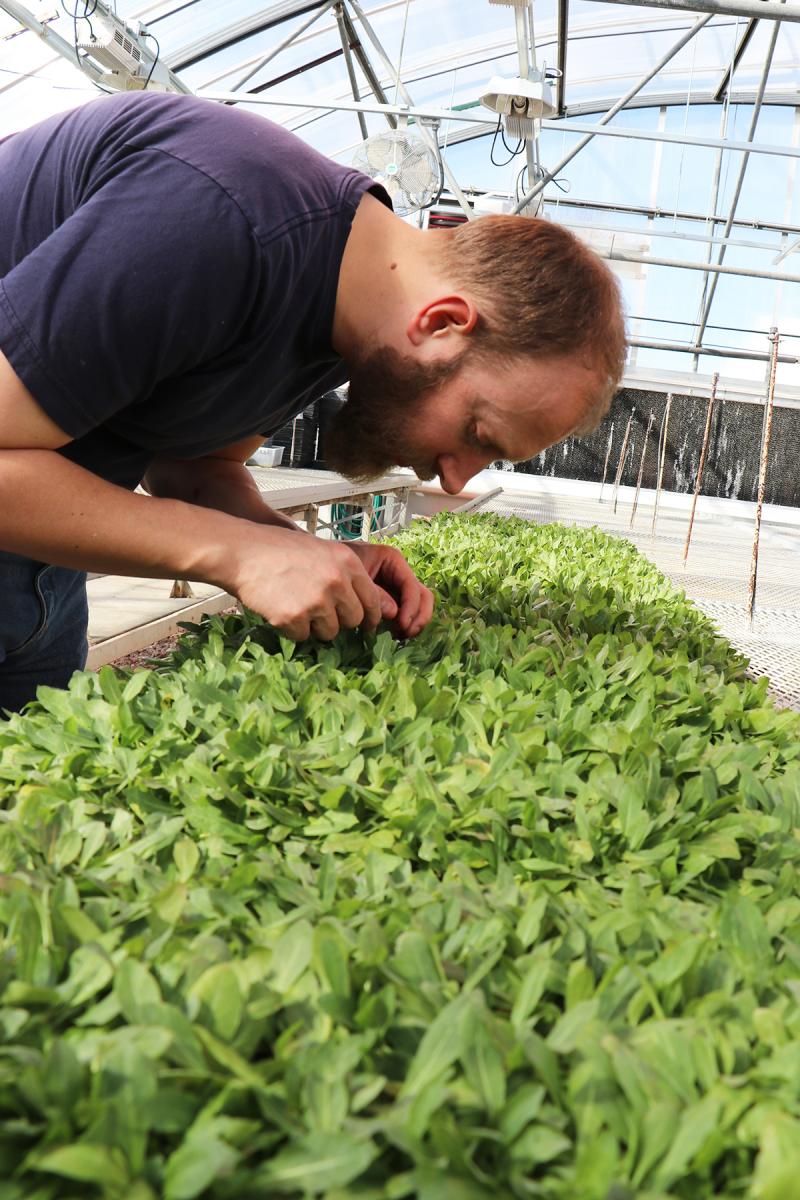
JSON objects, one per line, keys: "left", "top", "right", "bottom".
{"left": 0, "top": 513, "right": 798, "bottom": 1200}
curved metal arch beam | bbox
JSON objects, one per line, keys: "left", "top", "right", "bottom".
{"left": 584, "top": 0, "right": 800, "bottom": 20}
{"left": 165, "top": 1, "right": 332, "bottom": 71}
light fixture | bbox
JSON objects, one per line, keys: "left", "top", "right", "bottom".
{"left": 480, "top": 72, "right": 556, "bottom": 139}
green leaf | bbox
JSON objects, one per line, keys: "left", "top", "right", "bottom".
{"left": 33, "top": 1144, "right": 129, "bottom": 1190}
{"left": 256, "top": 1133, "right": 376, "bottom": 1192}
{"left": 401, "top": 995, "right": 469, "bottom": 1097}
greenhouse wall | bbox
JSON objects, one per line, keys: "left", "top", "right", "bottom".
{"left": 517, "top": 388, "right": 800, "bottom": 507}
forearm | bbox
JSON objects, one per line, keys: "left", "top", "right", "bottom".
{"left": 0, "top": 449, "right": 268, "bottom": 586}
{"left": 143, "top": 456, "right": 303, "bottom": 533}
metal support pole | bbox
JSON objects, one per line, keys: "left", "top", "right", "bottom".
{"left": 693, "top": 105, "right": 729, "bottom": 369}
{"left": 630, "top": 336, "right": 798, "bottom": 364}
{"left": 229, "top": 3, "right": 334, "bottom": 93}
{"left": 513, "top": 13, "right": 712, "bottom": 212}
{"left": 713, "top": 18, "right": 758, "bottom": 100}
{"left": 305, "top": 504, "right": 319, "bottom": 535}
{"left": 347, "top": 0, "right": 476, "bottom": 219}
{"left": 556, "top": 0, "right": 569, "bottom": 115}
{"left": 694, "top": 15, "right": 782, "bottom": 348}
{"left": 630, "top": 412, "right": 656, "bottom": 527}
{"left": 683, "top": 372, "right": 718, "bottom": 562}
{"left": 334, "top": 2, "right": 368, "bottom": 140}
{"left": 338, "top": 4, "right": 397, "bottom": 129}
{"left": 748, "top": 329, "right": 780, "bottom": 623}
{"left": 602, "top": 249, "right": 800, "bottom": 285}
{"left": 599, "top": 422, "right": 615, "bottom": 502}
{"left": 651, "top": 393, "right": 673, "bottom": 535}
{"left": 581, "top": 0, "right": 800, "bottom": 20}
{"left": 612, "top": 412, "right": 635, "bottom": 515}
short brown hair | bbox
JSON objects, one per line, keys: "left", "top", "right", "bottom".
{"left": 437, "top": 216, "right": 627, "bottom": 431}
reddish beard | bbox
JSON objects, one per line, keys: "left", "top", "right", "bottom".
{"left": 325, "top": 345, "right": 463, "bottom": 483}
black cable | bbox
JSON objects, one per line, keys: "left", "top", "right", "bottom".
{"left": 632, "top": 314, "right": 800, "bottom": 340}
{"left": 141, "top": 31, "right": 160, "bottom": 90}
{"left": 490, "top": 116, "right": 523, "bottom": 169}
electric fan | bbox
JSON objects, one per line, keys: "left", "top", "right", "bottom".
{"left": 352, "top": 127, "right": 442, "bottom": 217}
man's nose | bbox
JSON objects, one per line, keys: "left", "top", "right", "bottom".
{"left": 437, "top": 452, "right": 487, "bottom": 495}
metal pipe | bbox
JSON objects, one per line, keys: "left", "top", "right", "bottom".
{"left": 512, "top": 13, "right": 713, "bottom": 212}
{"left": 630, "top": 411, "right": 656, "bottom": 527}
{"left": 548, "top": 194, "right": 800, "bottom": 237}
{"left": 599, "top": 422, "right": 614, "bottom": 502}
{"left": 713, "top": 17, "right": 759, "bottom": 100}
{"left": 630, "top": 336, "right": 798, "bottom": 363}
{"left": 748, "top": 329, "right": 780, "bottom": 622}
{"left": 339, "top": 4, "right": 397, "bottom": 129}
{"left": 230, "top": 3, "right": 333, "bottom": 92}
{"left": 334, "top": 2, "right": 368, "bottom": 139}
{"left": 774, "top": 233, "right": 800, "bottom": 265}
{"left": 565, "top": 217, "right": 780, "bottom": 253}
{"left": 612, "top": 412, "right": 635, "bottom": 514}
{"left": 556, "top": 0, "right": 569, "bottom": 115}
{"left": 683, "top": 372, "right": 718, "bottom": 563}
{"left": 694, "top": 14, "right": 782, "bottom": 348}
{"left": 603, "top": 249, "right": 800, "bottom": 285}
{"left": 651, "top": 392, "right": 672, "bottom": 535}
{"left": 581, "top": 0, "right": 800, "bottom": 20}
{"left": 197, "top": 91, "right": 800, "bottom": 167}
{"left": 537, "top": 119, "right": 800, "bottom": 163}
{"left": 347, "top": 0, "right": 476, "bottom": 218}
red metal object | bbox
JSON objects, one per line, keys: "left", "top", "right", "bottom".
{"left": 748, "top": 328, "right": 780, "bottom": 623}
{"left": 683, "top": 372, "right": 719, "bottom": 563}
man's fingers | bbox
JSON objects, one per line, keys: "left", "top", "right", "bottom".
{"left": 275, "top": 617, "right": 311, "bottom": 641}
{"left": 377, "top": 586, "right": 398, "bottom": 621}
{"left": 407, "top": 585, "right": 435, "bottom": 637}
{"left": 310, "top": 610, "right": 341, "bottom": 641}
{"left": 351, "top": 570, "right": 384, "bottom": 632}
{"left": 334, "top": 586, "right": 366, "bottom": 633}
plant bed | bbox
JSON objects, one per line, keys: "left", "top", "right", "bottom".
{"left": 0, "top": 514, "right": 798, "bottom": 1200}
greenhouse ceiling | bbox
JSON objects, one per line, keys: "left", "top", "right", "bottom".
{"left": 1, "top": 0, "right": 799, "bottom": 386}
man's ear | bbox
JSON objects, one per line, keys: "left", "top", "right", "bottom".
{"left": 406, "top": 295, "right": 479, "bottom": 346}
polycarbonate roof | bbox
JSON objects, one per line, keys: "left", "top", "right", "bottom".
{"left": 1, "top": 1, "right": 799, "bottom": 384}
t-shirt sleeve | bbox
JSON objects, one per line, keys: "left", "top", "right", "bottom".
{"left": 0, "top": 150, "right": 262, "bottom": 439}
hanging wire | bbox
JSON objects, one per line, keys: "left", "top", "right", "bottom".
{"left": 490, "top": 115, "right": 524, "bottom": 168}
{"left": 392, "top": 0, "right": 413, "bottom": 109}
{"left": 141, "top": 30, "right": 160, "bottom": 89}
{"left": 442, "top": 59, "right": 459, "bottom": 158}
{"left": 671, "top": 25, "right": 699, "bottom": 229}
{"left": 716, "top": 17, "right": 739, "bottom": 230}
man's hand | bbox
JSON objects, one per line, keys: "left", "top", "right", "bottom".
{"left": 347, "top": 541, "right": 435, "bottom": 639}
{"left": 226, "top": 527, "right": 398, "bottom": 642}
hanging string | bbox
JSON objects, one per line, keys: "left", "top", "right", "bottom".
{"left": 672, "top": 23, "right": 699, "bottom": 228}
{"left": 442, "top": 59, "right": 459, "bottom": 157}
{"left": 393, "top": 0, "right": 413, "bottom": 110}
{"left": 716, "top": 16, "right": 740, "bottom": 222}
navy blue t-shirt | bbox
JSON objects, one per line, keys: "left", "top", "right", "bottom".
{"left": 0, "top": 92, "right": 390, "bottom": 488}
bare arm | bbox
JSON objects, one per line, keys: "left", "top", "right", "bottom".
{"left": 143, "top": 439, "right": 302, "bottom": 533}
{"left": 0, "top": 353, "right": 385, "bottom": 640}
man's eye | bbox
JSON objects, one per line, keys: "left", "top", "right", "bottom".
{"left": 467, "top": 424, "right": 491, "bottom": 451}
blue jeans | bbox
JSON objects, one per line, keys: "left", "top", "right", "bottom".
{"left": 0, "top": 551, "right": 88, "bottom": 716}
